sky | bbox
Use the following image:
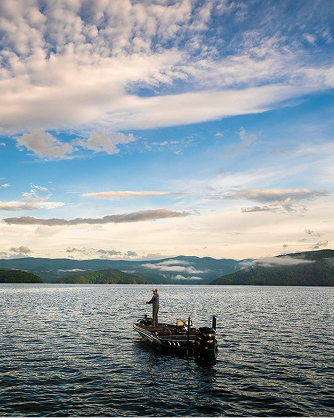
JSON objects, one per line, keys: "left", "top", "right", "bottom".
{"left": 0, "top": 0, "right": 334, "bottom": 262}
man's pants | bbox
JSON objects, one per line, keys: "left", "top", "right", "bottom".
{"left": 153, "top": 307, "right": 159, "bottom": 327}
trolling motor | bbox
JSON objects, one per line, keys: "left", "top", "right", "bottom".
{"left": 195, "top": 316, "right": 217, "bottom": 359}
{"left": 139, "top": 314, "right": 153, "bottom": 326}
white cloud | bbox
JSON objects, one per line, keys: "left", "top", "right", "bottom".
{"left": 15, "top": 130, "right": 73, "bottom": 159}
{"left": 81, "top": 190, "right": 186, "bottom": 200}
{"left": 14, "top": 129, "right": 136, "bottom": 159}
{"left": 9, "top": 245, "right": 31, "bottom": 255}
{"left": 245, "top": 256, "right": 315, "bottom": 268}
{"left": 65, "top": 247, "right": 138, "bottom": 259}
{"left": 140, "top": 261, "right": 207, "bottom": 274}
{"left": 30, "top": 184, "right": 49, "bottom": 192}
{"left": 0, "top": 200, "right": 64, "bottom": 211}
{"left": 239, "top": 127, "right": 257, "bottom": 147}
{"left": 97, "top": 249, "right": 123, "bottom": 257}
{"left": 172, "top": 275, "right": 203, "bottom": 280}
{"left": 0, "top": 183, "right": 10, "bottom": 188}
{"left": 76, "top": 130, "right": 135, "bottom": 155}
{"left": 312, "top": 240, "right": 329, "bottom": 250}
{"left": 0, "top": 184, "right": 64, "bottom": 211}
{"left": 0, "top": 0, "right": 333, "bottom": 139}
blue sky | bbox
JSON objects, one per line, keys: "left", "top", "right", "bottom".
{"left": 0, "top": 0, "right": 333, "bottom": 261}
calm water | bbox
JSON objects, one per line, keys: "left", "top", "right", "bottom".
{"left": 0, "top": 284, "right": 333, "bottom": 417}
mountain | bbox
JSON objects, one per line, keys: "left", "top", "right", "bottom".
{"left": 56, "top": 269, "right": 147, "bottom": 284}
{"left": 0, "top": 256, "right": 244, "bottom": 284}
{"left": 210, "top": 250, "right": 334, "bottom": 286}
{"left": 0, "top": 269, "right": 43, "bottom": 283}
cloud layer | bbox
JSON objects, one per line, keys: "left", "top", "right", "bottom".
{"left": 81, "top": 190, "right": 187, "bottom": 200}
{"left": 3, "top": 208, "right": 190, "bottom": 226}
{"left": 207, "top": 188, "right": 330, "bottom": 214}
{"left": 0, "top": 0, "right": 334, "bottom": 159}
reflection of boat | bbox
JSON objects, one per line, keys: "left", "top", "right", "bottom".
{"left": 133, "top": 315, "right": 218, "bottom": 361}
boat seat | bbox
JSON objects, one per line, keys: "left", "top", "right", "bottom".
{"left": 158, "top": 327, "right": 172, "bottom": 336}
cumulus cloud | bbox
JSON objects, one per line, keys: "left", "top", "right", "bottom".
{"left": 126, "top": 250, "right": 138, "bottom": 257}
{"left": 66, "top": 247, "right": 138, "bottom": 259}
{"left": 3, "top": 209, "right": 191, "bottom": 226}
{"left": 15, "top": 131, "right": 73, "bottom": 159}
{"left": 9, "top": 246, "right": 32, "bottom": 255}
{"left": 76, "top": 130, "right": 136, "bottom": 155}
{"left": 0, "top": 185, "right": 64, "bottom": 211}
{"left": 14, "top": 129, "right": 135, "bottom": 159}
{"left": 81, "top": 190, "right": 186, "bottom": 200}
{"left": 97, "top": 249, "right": 122, "bottom": 257}
{"left": 312, "top": 240, "right": 329, "bottom": 250}
{"left": 0, "top": 183, "right": 10, "bottom": 188}
{"left": 0, "top": 246, "right": 32, "bottom": 259}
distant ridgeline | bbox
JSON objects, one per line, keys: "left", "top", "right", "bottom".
{"left": 56, "top": 269, "right": 147, "bottom": 284}
{"left": 0, "top": 250, "right": 334, "bottom": 285}
{"left": 210, "top": 250, "right": 334, "bottom": 286}
{"left": 0, "top": 269, "right": 43, "bottom": 283}
{"left": 0, "top": 255, "right": 244, "bottom": 284}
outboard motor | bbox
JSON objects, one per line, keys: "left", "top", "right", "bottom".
{"left": 195, "top": 316, "right": 217, "bottom": 360}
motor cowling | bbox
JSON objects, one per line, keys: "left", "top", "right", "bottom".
{"left": 195, "top": 327, "right": 217, "bottom": 355}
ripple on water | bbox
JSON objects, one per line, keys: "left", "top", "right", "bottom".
{"left": 0, "top": 284, "right": 333, "bottom": 416}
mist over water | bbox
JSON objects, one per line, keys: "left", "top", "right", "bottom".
{"left": 0, "top": 284, "right": 333, "bottom": 416}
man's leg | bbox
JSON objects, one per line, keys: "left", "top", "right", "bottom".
{"left": 153, "top": 307, "right": 159, "bottom": 326}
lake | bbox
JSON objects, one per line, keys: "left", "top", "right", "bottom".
{"left": 0, "top": 284, "right": 333, "bottom": 416}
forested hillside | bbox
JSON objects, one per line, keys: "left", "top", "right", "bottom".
{"left": 56, "top": 269, "right": 147, "bottom": 284}
{"left": 211, "top": 250, "right": 334, "bottom": 286}
{"left": 0, "top": 269, "right": 43, "bottom": 283}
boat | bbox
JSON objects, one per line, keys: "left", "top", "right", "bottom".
{"left": 133, "top": 314, "right": 218, "bottom": 361}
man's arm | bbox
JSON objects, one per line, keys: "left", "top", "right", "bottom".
{"left": 146, "top": 295, "right": 154, "bottom": 304}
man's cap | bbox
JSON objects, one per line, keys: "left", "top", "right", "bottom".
{"left": 152, "top": 288, "right": 158, "bottom": 292}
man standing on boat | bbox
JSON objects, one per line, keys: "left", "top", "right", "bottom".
{"left": 146, "top": 288, "right": 159, "bottom": 327}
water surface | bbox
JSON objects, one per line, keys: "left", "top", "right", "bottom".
{"left": 0, "top": 284, "right": 333, "bottom": 416}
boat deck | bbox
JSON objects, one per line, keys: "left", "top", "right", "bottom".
{"left": 135, "top": 323, "right": 196, "bottom": 340}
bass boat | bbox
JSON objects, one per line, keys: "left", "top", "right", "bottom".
{"left": 133, "top": 315, "right": 218, "bottom": 361}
